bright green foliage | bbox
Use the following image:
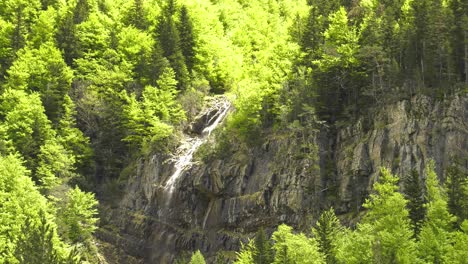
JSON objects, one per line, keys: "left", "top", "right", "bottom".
{"left": 121, "top": 90, "right": 173, "bottom": 148}
{"left": 75, "top": 11, "right": 112, "bottom": 59}
{"left": 5, "top": 43, "right": 73, "bottom": 123}
{"left": 36, "top": 138, "right": 75, "bottom": 188}
{"left": 337, "top": 168, "right": 416, "bottom": 263}
{"left": 0, "top": 89, "right": 53, "bottom": 170}
{"left": 56, "top": 95, "right": 93, "bottom": 173}
{"left": 190, "top": 250, "right": 206, "bottom": 264}
{"left": 29, "top": 8, "right": 57, "bottom": 48}
{"left": 234, "top": 242, "right": 255, "bottom": 264}
{"left": 0, "top": 0, "right": 42, "bottom": 52}
{"left": 322, "top": 7, "right": 359, "bottom": 66}
{"left": 0, "top": 155, "right": 73, "bottom": 263}
{"left": 312, "top": 208, "right": 342, "bottom": 264}
{"left": 149, "top": 66, "right": 186, "bottom": 122}
{"left": 59, "top": 186, "right": 98, "bottom": 244}
{"left": 445, "top": 220, "right": 468, "bottom": 263}
{"left": 14, "top": 211, "right": 79, "bottom": 264}
{"left": 272, "top": 224, "right": 325, "bottom": 264}
{"left": 417, "top": 161, "right": 456, "bottom": 263}
{"left": 0, "top": 19, "right": 14, "bottom": 77}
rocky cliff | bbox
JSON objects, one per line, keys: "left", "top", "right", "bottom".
{"left": 98, "top": 94, "right": 467, "bottom": 263}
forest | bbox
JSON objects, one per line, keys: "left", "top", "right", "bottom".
{"left": 0, "top": 0, "right": 466, "bottom": 263}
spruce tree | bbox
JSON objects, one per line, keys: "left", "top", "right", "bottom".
{"left": 14, "top": 211, "right": 62, "bottom": 264}
{"left": 417, "top": 161, "right": 456, "bottom": 263}
{"left": 178, "top": 5, "right": 196, "bottom": 73}
{"left": 189, "top": 250, "right": 206, "bottom": 264}
{"left": 156, "top": 10, "right": 189, "bottom": 90}
{"left": 445, "top": 162, "right": 468, "bottom": 226}
{"left": 252, "top": 228, "right": 274, "bottom": 264}
{"left": 403, "top": 169, "right": 426, "bottom": 236}
{"left": 312, "top": 208, "right": 342, "bottom": 263}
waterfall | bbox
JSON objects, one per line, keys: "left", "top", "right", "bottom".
{"left": 163, "top": 97, "right": 231, "bottom": 197}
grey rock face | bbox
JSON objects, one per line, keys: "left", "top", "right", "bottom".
{"left": 99, "top": 95, "right": 467, "bottom": 263}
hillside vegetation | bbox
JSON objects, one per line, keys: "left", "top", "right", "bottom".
{"left": 0, "top": 0, "right": 466, "bottom": 263}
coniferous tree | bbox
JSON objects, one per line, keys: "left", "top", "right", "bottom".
{"left": 14, "top": 211, "right": 63, "bottom": 264}
{"left": 178, "top": 5, "right": 196, "bottom": 73}
{"left": 56, "top": 9, "right": 79, "bottom": 65}
{"left": 417, "top": 161, "right": 456, "bottom": 263}
{"left": 157, "top": 1, "right": 189, "bottom": 90}
{"left": 446, "top": 163, "right": 468, "bottom": 224}
{"left": 449, "top": 0, "right": 468, "bottom": 83}
{"left": 312, "top": 208, "right": 342, "bottom": 263}
{"left": 252, "top": 228, "right": 274, "bottom": 264}
{"left": 403, "top": 169, "right": 426, "bottom": 236}
{"left": 338, "top": 168, "right": 416, "bottom": 263}
{"left": 272, "top": 224, "right": 325, "bottom": 263}
{"left": 125, "top": 0, "right": 148, "bottom": 30}
{"left": 189, "top": 250, "right": 206, "bottom": 264}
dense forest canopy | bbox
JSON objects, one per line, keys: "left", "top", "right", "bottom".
{"left": 0, "top": 0, "right": 466, "bottom": 263}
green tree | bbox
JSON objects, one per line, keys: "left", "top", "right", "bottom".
{"left": 272, "top": 224, "right": 325, "bottom": 264}
{"left": 4, "top": 43, "right": 73, "bottom": 123}
{"left": 56, "top": 8, "right": 79, "bottom": 65}
{"left": 417, "top": 161, "right": 456, "bottom": 263}
{"left": 190, "top": 250, "right": 206, "bottom": 264}
{"left": 312, "top": 208, "right": 342, "bottom": 264}
{"left": 0, "top": 89, "right": 54, "bottom": 176}
{"left": 403, "top": 169, "right": 426, "bottom": 236}
{"left": 0, "top": 0, "right": 42, "bottom": 52}
{"left": 445, "top": 220, "right": 468, "bottom": 263}
{"left": 0, "top": 155, "right": 74, "bottom": 263}
{"left": 235, "top": 241, "right": 255, "bottom": 264}
{"left": 157, "top": 5, "right": 189, "bottom": 90}
{"left": 59, "top": 186, "right": 98, "bottom": 244}
{"left": 144, "top": 66, "right": 185, "bottom": 123}
{"left": 123, "top": 0, "right": 149, "bottom": 30}
{"left": 0, "top": 19, "right": 14, "bottom": 78}
{"left": 445, "top": 162, "right": 468, "bottom": 224}
{"left": 337, "top": 168, "right": 416, "bottom": 263}
{"left": 14, "top": 211, "right": 78, "bottom": 264}
{"left": 252, "top": 228, "right": 274, "bottom": 264}
{"left": 178, "top": 5, "right": 196, "bottom": 73}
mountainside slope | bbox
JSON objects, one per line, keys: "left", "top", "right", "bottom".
{"left": 99, "top": 94, "right": 467, "bottom": 263}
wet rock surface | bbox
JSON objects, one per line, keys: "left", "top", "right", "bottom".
{"left": 98, "top": 95, "right": 467, "bottom": 263}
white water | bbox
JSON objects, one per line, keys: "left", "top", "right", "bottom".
{"left": 163, "top": 98, "right": 231, "bottom": 195}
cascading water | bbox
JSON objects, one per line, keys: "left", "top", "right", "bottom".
{"left": 163, "top": 97, "right": 231, "bottom": 203}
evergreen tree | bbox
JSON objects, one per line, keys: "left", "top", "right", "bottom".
{"left": 157, "top": 4, "right": 189, "bottom": 90}
{"left": 234, "top": 241, "right": 255, "bottom": 264}
{"left": 312, "top": 208, "right": 342, "bottom": 263}
{"left": 73, "top": 0, "right": 91, "bottom": 24}
{"left": 252, "top": 228, "right": 274, "bottom": 264}
{"left": 338, "top": 168, "right": 416, "bottom": 263}
{"left": 403, "top": 169, "right": 426, "bottom": 236}
{"left": 417, "top": 161, "right": 456, "bottom": 263}
{"left": 178, "top": 5, "right": 196, "bottom": 73}
{"left": 445, "top": 162, "right": 468, "bottom": 224}
{"left": 272, "top": 224, "right": 325, "bottom": 264}
{"left": 59, "top": 186, "right": 99, "bottom": 244}
{"left": 14, "top": 211, "right": 63, "bottom": 264}
{"left": 190, "top": 250, "right": 206, "bottom": 264}
{"left": 56, "top": 9, "right": 79, "bottom": 65}
{"left": 124, "top": 0, "right": 149, "bottom": 30}
{"left": 449, "top": 0, "right": 468, "bottom": 83}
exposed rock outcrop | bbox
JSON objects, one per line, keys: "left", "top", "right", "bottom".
{"left": 98, "top": 94, "right": 467, "bottom": 263}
